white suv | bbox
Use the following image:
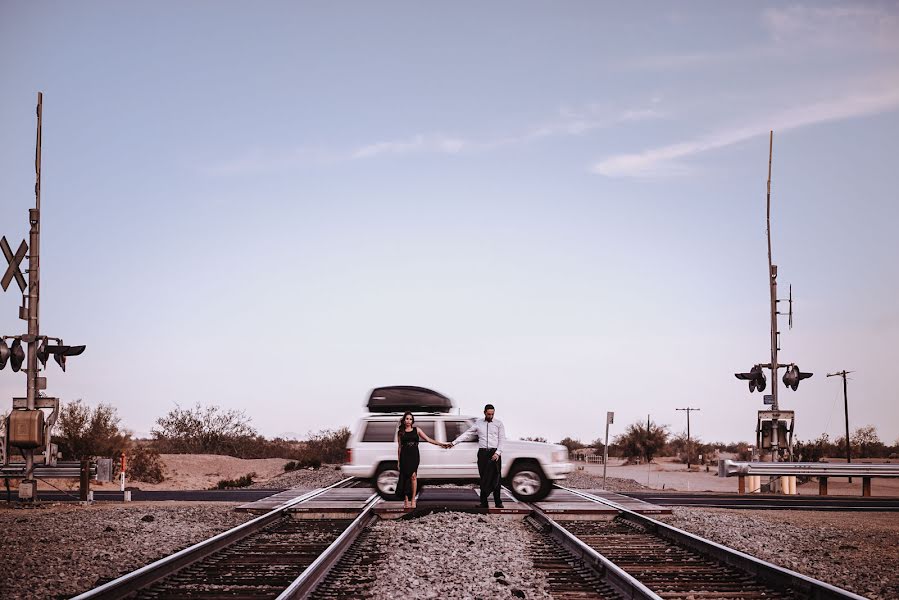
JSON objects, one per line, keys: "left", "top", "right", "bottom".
{"left": 341, "top": 386, "right": 573, "bottom": 502}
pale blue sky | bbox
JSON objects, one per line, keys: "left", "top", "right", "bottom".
{"left": 2, "top": 2, "right": 897, "bottom": 446}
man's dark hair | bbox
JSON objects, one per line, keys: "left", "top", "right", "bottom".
{"left": 484, "top": 404, "right": 495, "bottom": 412}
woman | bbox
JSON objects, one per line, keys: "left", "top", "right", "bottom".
{"left": 396, "top": 411, "right": 442, "bottom": 509}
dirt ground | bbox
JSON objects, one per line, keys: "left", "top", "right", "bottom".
{"left": 36, "top": 454, "right": 293, "bottom": 492}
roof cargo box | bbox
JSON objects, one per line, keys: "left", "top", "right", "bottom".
{"left": 366, "top": 386, "right": 453, "bottom": 413}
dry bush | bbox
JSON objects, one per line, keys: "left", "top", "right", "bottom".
{"left": 151, "top": 403, "right": 257, "bottom": 455}
{"left": 127, "top": 444, "right": 165, "bottom": 483}
{"left": 53, "top": 399, "right": 130, "bottom": 460}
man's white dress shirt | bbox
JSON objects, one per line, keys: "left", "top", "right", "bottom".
{"left": 451, "top": 418, "right": 506, "bottom": 456}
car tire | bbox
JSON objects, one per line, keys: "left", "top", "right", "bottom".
{"left": 507, "top": 460, "right": 551, "bottom": 502}
{"left": 374, "top": 462, "right": 400, "bottom": 500}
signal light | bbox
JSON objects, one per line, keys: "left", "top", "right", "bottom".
{"left": 48, "top": 344, "right": 86, "bottom": 372}
{"left": 0, "top": 339, "right": 8, "bottom": 369}
{"left": 9, "top": 338, "right": 25, "bottom": 372}
{"left": 783, "top": 365, "right": 812, "bottom": 390}
{"left": 37, "top": 339, "right": 49, "bottom": 366}
{"left": 735, "top": 364, "right": 767, "bottom": 392}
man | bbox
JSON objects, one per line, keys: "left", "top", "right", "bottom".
{"left": 447, "top": 403, "right": 506, "bottom": 508}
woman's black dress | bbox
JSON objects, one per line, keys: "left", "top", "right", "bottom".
{"left": 397, "top": 427, "right": 420, "bottom": 501}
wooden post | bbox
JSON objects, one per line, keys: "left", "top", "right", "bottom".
{"left": 738, "top": 475, "right": 746, "bottom": 494}
{"left": 79, "top": 458, "right": 90, "bottom": 502}
{"left": 818, "top": 476, "right": 828, "bottom": 496}
{"left": 862, "top": 477, "right": 871, "bottom": 497}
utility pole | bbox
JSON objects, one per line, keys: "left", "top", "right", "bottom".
{"left": 675, "top": 407, "right": 700, "bottom": 469}
{"left": 827, "top": 370, "right": 853, "bottom": 477}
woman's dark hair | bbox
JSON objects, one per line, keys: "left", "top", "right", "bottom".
{"left": 398, "top": 411, "right": 415, "bottom": 432}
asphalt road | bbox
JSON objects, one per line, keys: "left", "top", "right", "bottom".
{"left": 13, "top": 488, "right": 899, "bottom": 510}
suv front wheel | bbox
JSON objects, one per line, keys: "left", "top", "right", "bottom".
{"left": 374, "top": 462, "right": 400, "bottom": 499}
{"left": 507, "top": 460, "right": 551, "bottom": 502}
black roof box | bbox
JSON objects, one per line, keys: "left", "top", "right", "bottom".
{"left": 366, "top": 386, "right": 454, "bottom": 413}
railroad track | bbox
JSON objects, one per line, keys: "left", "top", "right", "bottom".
{"left": 73, "top": 480, "right": 867, "bottom": 600}
{"left": 71, "top": 478, "right": 379, "bottom": 600}
{"left": 542, "top": 485, "right": 867, "bottom": 600}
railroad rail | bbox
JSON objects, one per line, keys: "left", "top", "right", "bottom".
{"left": 71, "top": 478, "right": 378, "bottom": 600}
{"left": 551, "top": 485, "right": 866, "bottom": 600}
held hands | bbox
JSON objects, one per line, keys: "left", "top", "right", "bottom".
{"left": 441, "top": 442, "right": 453, "bottom": 449}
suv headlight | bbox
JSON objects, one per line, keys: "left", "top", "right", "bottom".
{"left": 552, "top": 449, "right": 568, "bottom": 462}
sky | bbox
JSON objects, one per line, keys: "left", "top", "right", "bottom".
{"left": 1, "top": 2, "right": 897, "bottom": 447}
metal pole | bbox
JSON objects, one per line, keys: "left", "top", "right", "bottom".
{"left": 23, "top": 93, "right": 43, "bottom": 490}
{"left": 765, "top": 130, "right": 781, "bottom": 462}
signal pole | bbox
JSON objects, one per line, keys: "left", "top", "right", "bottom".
{"left": 1, "top": 93, "right": 86, "bottom": 501}
{"left": 23, "top": 93, "right": 44, "bottom": 485}
{"left": 766, "top": 132, "right": 779, "bottom": 415}
{"left": 675, "top": 407, "right": 700, "bottom": 469}
{"left": 826, "top": 371, "right": 852, "bottom": 469}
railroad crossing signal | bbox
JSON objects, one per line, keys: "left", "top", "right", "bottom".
{"left": 782, "top": 364, "right": 812, "bottom": 391}
{"left": 735, "top": 364, "right": 767, "bottom": 392}
{"left": 1, "top": 236, "right": 28, "bottom": 292}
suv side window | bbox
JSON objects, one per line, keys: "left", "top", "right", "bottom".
{"left": 444, "top": 419, "right": 475, "bottom": 443}
{"left": 414, "top": 421, "right": 435, "bottom": 439}
{"left": 360, "top": 420, "right": 436, "bottom": 442}
{"left": 361, "top": 421, "right": 397, "bottom": 442}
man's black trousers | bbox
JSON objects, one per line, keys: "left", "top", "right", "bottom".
{"left": 477, "top": 448, "right": 502, "bottom": 506}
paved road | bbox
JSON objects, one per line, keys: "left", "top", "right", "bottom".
{"left": 15, "top": 488, "right": 899, "bottom": 510}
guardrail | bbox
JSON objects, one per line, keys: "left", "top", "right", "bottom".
{"left": 718, "top": 460, "right": 899, "bottom": 496}
{"left": 1, "top": 461, "right": 97, "bottom": 479}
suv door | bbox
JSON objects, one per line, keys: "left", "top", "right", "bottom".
{"left": 412, "top": 420, "right": 440, "bottom": 478}
{"left": 441, "top": 418, "right": 478, "bottom": 477}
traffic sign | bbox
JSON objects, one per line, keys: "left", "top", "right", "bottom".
{"left": 763, "top": 394, "right": 774, "bottom": 405}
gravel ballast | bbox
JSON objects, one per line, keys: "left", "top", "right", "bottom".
{"left": 0, "top": 503, "right": 254, "bottom": 600}
{"left": 658, "top": 507, "right": 899, "bottom": 599}
{"left": 248, "top": 464, "right": 347, "bottom": 489}
{"left": 332, "top": 512, "right": 552, "bottom": 599}
{"left": 4, "top": 499, "right": 896, "bottom": 599}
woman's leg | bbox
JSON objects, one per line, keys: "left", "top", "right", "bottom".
{"left": 411, "top": 472, "right": 417, "bottom": 508}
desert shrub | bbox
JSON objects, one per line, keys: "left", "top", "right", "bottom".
{"left": 127, "top": 444, "right": 165, "bottom": 483}
{"left": 296, "top": 428, "right": 350, "bottom": 464}
{"left": 613, "top": 420, "right": 669, "bottom": 464}
{"left": 284, "top": 460, "right": 298, "bottom": 472}
{"left": 284, "top": 458, "right": 322, "bottom": 471}
{"left": 214, "top": 473, "right": 255, "bottom": 489}
{"left": 54, "top": 400, "right": 130, "bottom": 459}
{"left": 558, "top": 437, "right": 586, "bottom": 453}
{"left": 152, "top": 403, "right": 257, "bottom": 455}
{"left": 520, "top": 436, "right": 548, "bottom": 442}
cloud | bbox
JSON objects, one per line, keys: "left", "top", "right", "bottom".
{"left": 762, "top": 4, "right": 899, "bottom": 49}
{"left": 624, "top": 4, "right": 899, "bottom": 72}
{"left": 593, "top": 83, "right": 899, "bottom": 178}
{"left": 351, "top": 134, "right": 468, "bottom": 159}
{"left": 349, "top": 103, "right": 665, "bottom": 160}
{"left": 200, "top": 101, "right": 666, "bottom": 174}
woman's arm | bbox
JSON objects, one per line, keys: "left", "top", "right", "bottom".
{"left": 417, "top": 428, "right": 441, "bottom": 446}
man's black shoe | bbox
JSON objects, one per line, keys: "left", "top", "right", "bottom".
{"left": 495, "top": 502, "right": 504, "bottom": 508}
